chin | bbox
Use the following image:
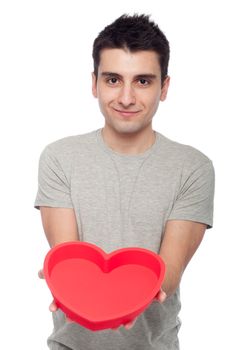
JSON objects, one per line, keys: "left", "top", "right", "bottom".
{"left": 113, "top": 125, "right": 146, "bottom": 135}
{"left": 110, "top": 119, "right": 149, "bottom": 134}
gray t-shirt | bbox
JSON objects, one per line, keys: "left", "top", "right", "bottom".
{"left": 34, "top": 129, "right": 214, "bottom": 350}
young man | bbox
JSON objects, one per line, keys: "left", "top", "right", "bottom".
{"left": 35, "top": 14, "right": 215, "bottom": 350}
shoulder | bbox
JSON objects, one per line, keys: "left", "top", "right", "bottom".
{"left": 40, "top": 130, "right": 98, "bottom": 159}
{"left": 156, "top": 132, "right": 213, "bottom": 170}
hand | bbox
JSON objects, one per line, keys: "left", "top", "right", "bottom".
{"left": 112, "top": 288, "right": 167, "bottom": 331}
{"left": 154, "top": 288, "right": 167, "bottom": 303}
{"left": 38, "top": 269, "right": 73, "bottom": 323}
{"left": 38, "top": 269, "right": 58, "bottom": 313}
{"left": 111, "top": 318, "right": 137, "bottom": 331}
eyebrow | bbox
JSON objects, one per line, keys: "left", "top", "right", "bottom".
{"left": 100, "top": 72, "right": 158, "bottom": 80}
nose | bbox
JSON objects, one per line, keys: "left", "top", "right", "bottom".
{"left": 117, "top": 84, "right": 136, "bottom": 107}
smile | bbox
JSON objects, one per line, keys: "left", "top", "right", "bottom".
{"left": 113, "top": 108, "right": 140, "bottom": 117}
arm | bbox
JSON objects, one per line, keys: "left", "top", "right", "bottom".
{"left": 39, "top": 206, "right": 79, "bottom": 320}
{"left": 117, "top": 220, "right": 205, "bottom": 330}
{"left": 40, "top": 207, "right": 79, "bottom": 247}
{"left": 159, "top": 220, "right": 206, "bottom": 298}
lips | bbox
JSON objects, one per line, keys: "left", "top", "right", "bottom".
{"left": 113, "top": 108, "right": 140, "bottom": 116}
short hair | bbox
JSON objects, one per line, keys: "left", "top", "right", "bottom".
{"left": 92, "top": 14, "right": 170, "bottom": 84}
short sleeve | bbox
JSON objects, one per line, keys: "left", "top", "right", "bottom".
{"left": 34, "top": 145, "right": 73, "bottom": 209}
{"left": 168, "top": 160, "right": 215, "bottom": 228}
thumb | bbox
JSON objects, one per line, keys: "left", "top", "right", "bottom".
{"left": 38, "top": 269, "right": 44, "bottom": 279}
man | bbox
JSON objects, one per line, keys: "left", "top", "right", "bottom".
{"left": 35, "top": 14, "right": 215, "bottom": 350}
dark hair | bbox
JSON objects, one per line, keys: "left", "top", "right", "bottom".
{"left": 92, "top": 14, "right": 170, "bottom": 84}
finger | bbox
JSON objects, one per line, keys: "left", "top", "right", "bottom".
{"left": 124, "top": 318, "right": 137, "bottom": 330}
{"left": 38, "top": 269, "right": 44, "bottom": 279}
{"left": 49, "top": 300, "right": 58, "bottom": 312}
{"left": 155, "top": 289, "right": 167, "bottom": 303}
{"left": 66, "top": 317, "right": 74, "bottom": 323}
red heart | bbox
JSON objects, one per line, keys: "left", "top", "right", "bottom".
{"left": 43, "top": 241, "right": 165, "bottom": 331}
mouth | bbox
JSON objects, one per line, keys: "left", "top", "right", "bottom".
{"left": 113, "top": 108, "right": 140, "bottom": 117}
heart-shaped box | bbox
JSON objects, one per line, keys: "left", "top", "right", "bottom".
{"left": 43, "top": 241, "right": 165, "bottom": 331}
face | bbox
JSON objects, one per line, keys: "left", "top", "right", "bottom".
{"left": 92, "top": 48, "right": 170, "bottom": 136}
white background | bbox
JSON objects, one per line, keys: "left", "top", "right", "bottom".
{"left": 0, "top": 0, "right": 231, "bottom": 349}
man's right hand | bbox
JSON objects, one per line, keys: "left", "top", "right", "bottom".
{"left": 38, "top": 269, "right": 58, "bottom": 312}
{"left": 38, "top": 269, "right": 72, "bottom": 321}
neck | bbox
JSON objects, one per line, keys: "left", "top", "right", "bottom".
{"left": 101, "top": 126, "right": 156, "bottom": 155}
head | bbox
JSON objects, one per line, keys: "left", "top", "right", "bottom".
{"left": 91, "top": 14, "right": 170, "bottom": 138}
{"left": 92, "top": 14, "right": 170, "bottom": 86}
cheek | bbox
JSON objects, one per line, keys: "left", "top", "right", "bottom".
{"left": 140, "top": 86, "right": 161, "bottom": 105}
{"left": 144, "top": 94, "right": 161, "bottom": 112}
{"left": 97, "top": 89, "right": 116, "bottom": 106}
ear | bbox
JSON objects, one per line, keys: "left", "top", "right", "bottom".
{"left": 92, "top": 72, "right": 98, "bottom": 98}
{"left": 160, "top": 76, "right": 170, "bottom": 101}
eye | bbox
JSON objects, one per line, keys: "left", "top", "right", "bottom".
{"left": 138, "top": 79, "right": 149, "bottom": 86}
{"left": 107, "top": 77, "right": 119, "bottom": 85}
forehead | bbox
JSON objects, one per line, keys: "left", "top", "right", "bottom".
{"left": 98, "top": 48, "right": 161, "bottom": 77}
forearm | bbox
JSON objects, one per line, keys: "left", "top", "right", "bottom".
{"left": 40, "top": 207, "right": 79, "bottom": 247}
{"left": 159, "top": 260, "right": 183, "bottom": 297}
{"left": 159, "top": 220, "right": 206, "bottom": 298}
